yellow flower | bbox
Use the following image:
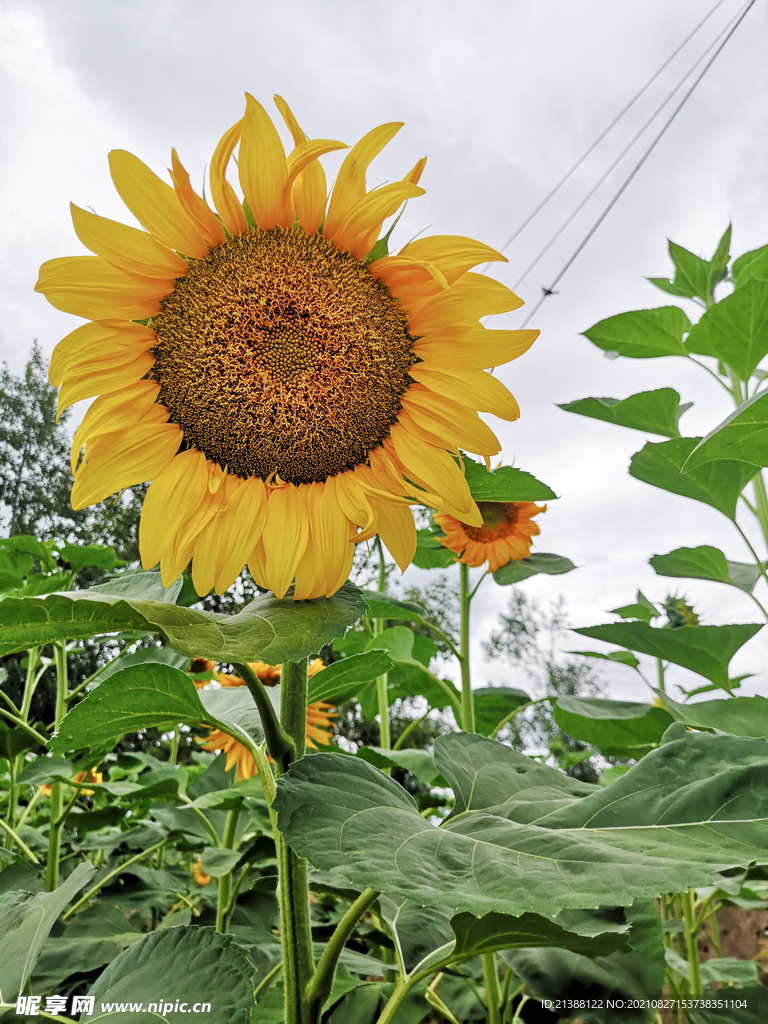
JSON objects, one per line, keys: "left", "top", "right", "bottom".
{"left": 434, "top": 501, "right": 546, "bottom": 572}
{"left": 37, "top": 94, "right": 536, "bottom": 600}
{"left": 191, "top": 857, "right": 212, "bottom": 886}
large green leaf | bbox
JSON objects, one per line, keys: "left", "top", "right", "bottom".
{"left": 49, "top": 663, "right": 260, "bottom": 756}
{"left": 558, "top": 388, "right": 690, "bottom": 438}
{"left": 275, "top": 730, "right": 768, "bottom": 919}
{"left": 411, "top": 530, "right": 455, "bottom": 570}
{"left": 685, "top": 277, "right": 768, "bottom": 381}
{"left": 463, "top": 460, "right": 557, "bottom": 501}
{"left": 629, "top": 437, "right": 756, "bottom": 519}
{"left": 449, "top": 910, "right": 630, "bottom": 961}
{"left": 59, "top": 543, "right": 124, "bottom": 575}
{"left": 473, "top": 686, "right": 531, "bottom": 736}
{"left": 649, "top": 545, "right": 764, "bottom": 593}
{"left": 0, "top": 862, "right": 94, "bottom": 1007}
{"left": 501, "top": 899, "right": 664, "bottom": 1024}
{"left": 356, "top": 747, "right": 447, "bottom": 788}
{"left": 361, "top": 591, "right": 437, "bottom": 630}
{"left": 685, "top": 390, "right": 768, "bottom": 469}
{"left": 493, "top": 553, "right": 576, "bottom": 586}
{"left": 582, "top": 306, "right": 691, "bottom": 359}
{"left": 655, "top": 689, "right": 768, "bottom": 740}
{"left": 573, "top": 620, "right": 762, "bottom": 688}
{"left": 0, "top": 582, "right": 366, "bottom": 661}
{"left": 81, "top": 927, "right": 254, "bottom": 1024}
{"left": 307, "top": 650, "right": 392, "bottom": 704}
{"left": 552, "top": 697, "right": 673, "bottom": 755}
{"left": 364, "top": 627, "right": 460, "bottom": 713}
{"left": 32, "top": 906, "right": 142, "bottom": 992}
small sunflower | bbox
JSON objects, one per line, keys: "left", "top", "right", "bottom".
{"left": 197, "top": 658, "right": 336, "bottom": 781}
{"left": 37, "top": 94, "right": 537, "bottom": 600}
{"left": 434, "top": 501, "right": 545, "bottom": 572}
{"left": 191, "top": 856, "right": 212, "bottom": 886}
{"left": 40, "top": 768, "right": 103, "bottom": 799}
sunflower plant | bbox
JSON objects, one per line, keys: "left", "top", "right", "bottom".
{"left": 0, "top": 106, "right": 767, "bottom": 1024}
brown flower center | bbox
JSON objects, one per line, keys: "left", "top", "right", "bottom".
{"left": 150, "top": 225, "right": 415, "bottom": 484}
{"left": 463, "top": 501, "right": 519, "bottom": 542}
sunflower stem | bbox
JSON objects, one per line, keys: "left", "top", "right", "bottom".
{"left": 215, "top": 808, "right": 240, "bottom": 934}
{"left": 373, "top": 537, "right": 391, "bottom": 754}
{"left": 482, "top": 951, "right": 503, "bottom": 1024}
{"left": 235, "top": 662, "right": 295, "bottom": 772}
{"left": 45, "top": 641, "right": 68, "bottom": 892}
{"left": 279, "top": 658, "right": 314, "bottom": 1024}
{"left": 459, "top": 563, "right": 475, "bottom": 733}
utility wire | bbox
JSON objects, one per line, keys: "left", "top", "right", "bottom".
{"left": 519, "top": 0, "right": 755, "bottom": 328}
{"left": 480, "top": 0, "right": 729, "bottom": 270}
{"left": 512, "top": 4, "right": 742, "bottom": 292}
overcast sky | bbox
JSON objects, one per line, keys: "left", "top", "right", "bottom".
{"left": 1, "top": 0, "right": 767, "bottom": 703}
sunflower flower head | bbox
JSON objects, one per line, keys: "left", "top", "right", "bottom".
{"left": 434, "top": 501, "right": 546, "bottom": 572}
{"left": 38, "top": 94, "right": 537, "bottom": 600}
{"left": 191, "top": 857, "right": 212, "bottom": 886}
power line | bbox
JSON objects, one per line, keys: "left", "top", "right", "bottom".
{"left": 519, "top": 0, "right": 755, "bottom": 329}
{"left": 512, "top": 4, "right": 742, "bottom": 292}
{"left": 480, "top": 0, "right": 729, "bottom": 270}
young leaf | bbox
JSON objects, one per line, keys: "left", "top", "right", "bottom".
{"left": 654, "top": 689, "right": 768, "bottom": 740}
{"left": 582, "top": 307, "right": 691, "bottom": 359}
{"left": 647, "top": 238, "right": 712, "bottom": 301}
{"left": 558, "top": 388, "right": 690, "bottom": 438}
{"left": 649, "top": 545, "right": 765, "bottom": 593}
{"left": 567, "top": 649, "right": 642, "bottom": 672}
{"left": 732, "top": 242, "right": 768, "bottom": 286}
{"left": 684, "top": 277, "right": 768, "bottom": 381}
{"left": 685, "top": 390, "right": 768, "bottom": 470}
{"left": 473, "top": 686, "right": 531, "bottom": 736}
{"left": 629, "top": 437, "right": 757, "bottom": 519}
{"left": 572, "top": 621, "right": 762, "bottom": 688}
{"left": 462, "top": 460, "right": 557, "bottom": 501}
{"left": 58, "top": 543, "right": 124, "bottom": 575}
{"left": 552, "top": 697, "right": 672, "bottom": 754}
{"left": 307, "top": 650, "right": 392, "bottom": 704}
{"left": 493, "top": 553, "right": 576, "bottom": 585}
{"left": 356, "top": 747, "right": 447, "bottom": 788}
{"left": 81, "top": 927, "right": 254, "bottom": 1024}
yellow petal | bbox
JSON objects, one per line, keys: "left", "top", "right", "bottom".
{"left": 239, "top": 93, "right": 290, "bottom": 231}
{"left": 413, "top": 326, "right": 538, "bottom": 369}
{"left": 408, "top": 273, "right": 522, "bottom": 333}
{"left": 373, "top": 499, "right": 416, "bottom": 572}
{"left": 293, "top": 486, "right": 328, "bottom": 601}
{"left": 49, "top": 319, "right": 156, "bottom": 386}
{"left": 36, "top": 256, "right": 172, "bottom": 320}
{"left": 315, "top": 478, "right": 356, "bottom": 595}
{"left": 169, "top": 150, "right": 227, "bottom": 247}
{"left": 397, "top": 235, "right": 506, "bottom": 284}
{"left": 324, "top": 122, "right": 403, "bottom": 239}
{"left": 109, "top": 150, "right": 210, "bottom": 258}
{"left": 210, "top": 119, "right": 247, "bottom": 235}
{"left": 248, "top": 539, "right": 268, "bottom": 591}
{"left": 396, "top": 410, "right": 460, "bottom": 457}
{"left": 369, "top": 254, "right": 448, "bottom": 294}
{"left": 71, "top": 204, "right": 188, "bottom": 279}
{"left": 72, "top": 421, "right": 182, "bottom": 510}
{"left": 57, "top": 350, "right": 156, "bottom": 418}
{"left": 331, "top": 182, "right": 425, "bottom": 259}
{"left": 273, "top": 97, "right": 331, "bottom": 234}
{"left": 409, "top": 365, "right": 520, "bottom": 421}
{"left": 139, "top": 449, "right": 210, "bottom": 570}
{"left": 261, "top": 484, "right": 309, "bottom": 599}
{"left": 401, "top": 387, "right": 500, "bottom": 456}
{"left": 72, "top": 380, "right": 162, "bottom": 473}
{"left": 273, "top": 95, "right": 306, "bottom": 146}
{"left": 163, "top": 466, "right": 226, "bottom": 586}
{"left": 192, "top": 474, "right": 268, "bottom": 595}
{"left": 404, "top": 157, "right": 427, "bottom": 185}
{"left": 335, "top": 473, "right": 376, "bottom": 539}
{"left": 387, "top": 427, "right": 479, "bottom": 523}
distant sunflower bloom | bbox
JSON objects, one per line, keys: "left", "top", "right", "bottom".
{"left": 434, "top": 501, "right": 545, "bottom": 572}
{"left": 40, "top": 768, "right": 103, "bottom": 798}
{"left": 191, "top": 857, "right": 212, "bottom": 886}
{"left": 197, "top": 658, "right": 335, "bottom": 780}
{"left": 37, "top": 94, "right": 536, "bottom": 599}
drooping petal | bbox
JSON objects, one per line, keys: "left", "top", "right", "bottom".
{"left": 239, "top": 93, "right": 290, "bottom": 231}
{"left": 169, "top": 150, "right": 227, "bottom": 247}
{"left": 210, "top": 119, "right": 247, "bottom": 235}
{"left": 409, "top": 365, "right": 520, "bottom": 420}
{"left": 332, "top": 182, "right": 425, "bottom": 259}
{"left": 72, "top": 420, "right": 182, "bottom": 510}
{"left": 139, "top": 449, "right": 210, "bottom": 570}
{"left": 57, "top": 349, "right": 156, "bottom": 418}
{"left": 323, "top": 122, "right": 403, "bottom": 239}
{"left": 401, "top": 386, "right": 501, "bottom": 456}
{"left": 108, "top": 149, "right": 210, "bottom": 258}
{"left": 372, "top": 499, "right": 417, "bottom": 572}
{"left": 404, "top": 157, "right": 427, "bottom": 185}
{"left": 49, "top": 319, "right": 157, "bottom": 386}
{"left": 260, "top": 484, "right": 309, "bottom": 599}
{"left": 36, "top": 256, "right": 173, "bottom": 321}
{"left": 70, "top": 204, "right": 188, "bottom": 279}
{"left": 273, "top": 94, "right": 331, "bottom": 233}
{"left": 315, "top": 478, "right": 356, "bottom": 595}
{"left": 192, "top": 474, "right": 268, "bottom": 595}
{"left": 72, "top": 380, "right": 162, "bottom": 472}
{"left": 293, "top": 485, "right": 328, "bottom": 601}
{"left": 397, "top": 235, "right": 506, "bottom": 283}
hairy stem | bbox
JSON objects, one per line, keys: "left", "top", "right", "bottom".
{"left": 63, "top": 840, "right": 167, "bottom": 920}
{"left": 45, "top": 642, "right": 69, "bottom": 892}
{"left": 482, "top": 952, "right": 502, "bottom": 1024}
{"left": 215, "top": 808, "right": 240, "bottom": 933}
{"left": 459, "top": 563, "right": 474, "bottom": 733}
{"left": 374, "top": 537, "right": 391, "bottom": 752}
{"left": 236, "top": 662, "right": 295, "bottom": 772}
{"left": 682, "top": 889, "right": 702, "bottom": 996}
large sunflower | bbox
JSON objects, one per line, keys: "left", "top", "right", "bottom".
{"left": 434, "top": 500, "right": 545, "bottom": 571}
{"left": 37, "top": 94, "right": 537, "bottom": 599}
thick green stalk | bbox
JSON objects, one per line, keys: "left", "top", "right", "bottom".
{"left": 215, "top": 808, "right": 240, "bottom": 933}
{"left": 45, "top": 642, "right": 69, "bottom": 891}
{"left": 751, "top": 472, "right": 768, "bottom": 551}
{"left": 374, "top": 537, "right": 391, "bottom": 751}
{"left": 305, "top": 888, "right": 380, "bottom": 1021}
{"left": 656, "top": 658, "right": 666, "bottom": 694}
{"left": 236, "top": 662, "right": 295, "bottom": 772}
{"left": 682, "top": 889, "right": 702, "bottom": 997}
{"left": 459, "top": 563, "right": 474, "bottom": 732}
{"left": 482, "top": 952, "right": 502, "bottom": 1024}
{"left": 279, "top": 659, "right": 314, "bottom": 1024}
